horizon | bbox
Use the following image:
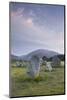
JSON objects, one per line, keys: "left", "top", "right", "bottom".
{"left": 11, "top": 48, "right": 64, "bottom": 57}
{"left": 10, "top": 2, "right": 64, "bottom": 56}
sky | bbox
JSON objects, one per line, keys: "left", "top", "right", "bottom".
{"left": 10, "top": 2, "right": 64, "bottom": 56}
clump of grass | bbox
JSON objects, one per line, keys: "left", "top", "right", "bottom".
{"left": 33, "top": 76, "right": 43, "bottom": 82}
{"left": 33, "top": 77, "right": 40, "bottom": 82}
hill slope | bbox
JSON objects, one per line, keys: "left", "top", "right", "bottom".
{"left": 20, "top": 49, "right": 59, "bottom": 61}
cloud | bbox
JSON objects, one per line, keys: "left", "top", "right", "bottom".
{"left": 11, "top": 8, "right": 24, "bottom": 17}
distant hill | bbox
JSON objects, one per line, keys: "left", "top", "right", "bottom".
{"left": 57, "top": 54, "right": 65, "bottom": 61}
{"left": 20, "top": 49, "right": 59, "bottom": 61}
{"left": 11, "top": 49, "right": 63, "bottom": 61}
{"left": 49, "top": 54, "right": 65, "bottom": 61}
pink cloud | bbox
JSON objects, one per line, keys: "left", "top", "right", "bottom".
{"left": 11, "top": 8, "right": 24, "bottom": 17}
{"left": 23, "top": 18, "right": 34, "bottom": 28}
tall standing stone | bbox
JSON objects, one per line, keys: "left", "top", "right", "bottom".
{"left": 27, "top": 55, "right": 40, "bottom": 78}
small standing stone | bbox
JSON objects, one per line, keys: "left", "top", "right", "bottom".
{"left": 51, "top": 56, "right": 61, "bottom": 68}
{"left": 45, "top": 61, "right": 52, "bottom": 71}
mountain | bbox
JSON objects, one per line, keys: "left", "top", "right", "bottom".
{"left": 11, "top": 49, "right": 64, "bottom": 62}
{"left": 57, "top": 54, "right": 65, "bottom": 61}
{"left": 20, "top": 49, "right": 59, "bottom": 61}
{"left": 48, "top": 53, "right": 65, "bottom": 61}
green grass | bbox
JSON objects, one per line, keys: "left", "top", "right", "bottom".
{"left": 10, "top": 61, "right": 65, "bottom": 97}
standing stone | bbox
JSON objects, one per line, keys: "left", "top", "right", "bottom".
{"left": 16, "top": 61, "right": 20, "bottom": 67}
{"left": 51, "top": 56, "right": 61, "bottom": 68}
{"left": 27, "top": 55, "right": 40, "bottom": 78}
{"left": 45, "top": 61, "right": 52, "bottom": 71}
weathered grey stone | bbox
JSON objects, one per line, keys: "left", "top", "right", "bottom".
{"left": 51, "top": 56, "right": 61, "bottom": 68}
{"left": 45, "top": 61, "right": 52, "bottom": 71}
{"left": 16, "top": 62, "right": 21, "bottom": 67}
{"left": 27, "top": 55, "right": 40, "bottom": 78}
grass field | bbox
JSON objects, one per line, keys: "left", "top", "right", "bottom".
{"left": 10, "top": 61, "right": 65, "bottom": 97}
